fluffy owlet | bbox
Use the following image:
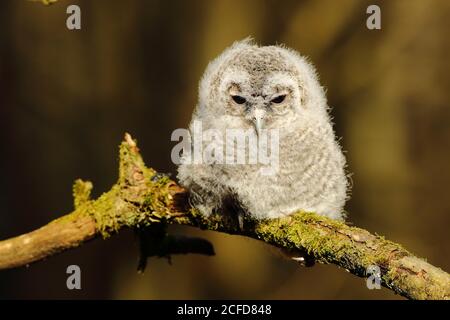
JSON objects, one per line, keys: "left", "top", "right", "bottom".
{"left": 177, "top": 39, "right": 349, "bottom": 222}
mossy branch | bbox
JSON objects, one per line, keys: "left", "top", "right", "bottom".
{"left": 0, "top": 133, "right": 448, "bottom": 300}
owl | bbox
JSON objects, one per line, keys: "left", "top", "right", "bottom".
{"left": 177, "top": 39, "right": 349, "bottom": 222}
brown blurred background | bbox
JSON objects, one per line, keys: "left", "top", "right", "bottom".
{"left": 0, "top": 0, "right": 449, "bottom": 299}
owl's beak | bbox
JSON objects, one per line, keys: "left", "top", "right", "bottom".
{"left": 254, "top": 117, "right": 263, "bottom": 137}
{"left": 252, "top": 109, "right": 265, "bottom": 137}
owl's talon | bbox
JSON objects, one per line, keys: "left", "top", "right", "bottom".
{"left": 150, "top": 172, "right": 172, "bottom": 182}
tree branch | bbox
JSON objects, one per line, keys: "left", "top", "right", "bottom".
{"left": 0, "top": 133, "right": 448, "bottom": 300}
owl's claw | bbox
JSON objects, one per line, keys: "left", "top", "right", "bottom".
{"left": 150, "top": 172, "right": 172, "bottom": 183}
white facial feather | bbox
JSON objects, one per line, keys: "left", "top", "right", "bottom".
{"left": 178, "top": 39, "right": 350, "bottom": 221}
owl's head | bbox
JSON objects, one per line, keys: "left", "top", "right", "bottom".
{"left": 197, "top": 39, "right": 328, "bottom": 135}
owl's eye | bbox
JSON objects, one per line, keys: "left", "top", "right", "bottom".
{"left": 271, "top": 95, "right": 286, "bottom": 104}
{"left": 231, "top": 95, "right": 247, "bottom": 104}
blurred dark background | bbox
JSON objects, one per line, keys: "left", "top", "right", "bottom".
{"left": 0, "top": 0, "right": 449, "bottom": 299}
